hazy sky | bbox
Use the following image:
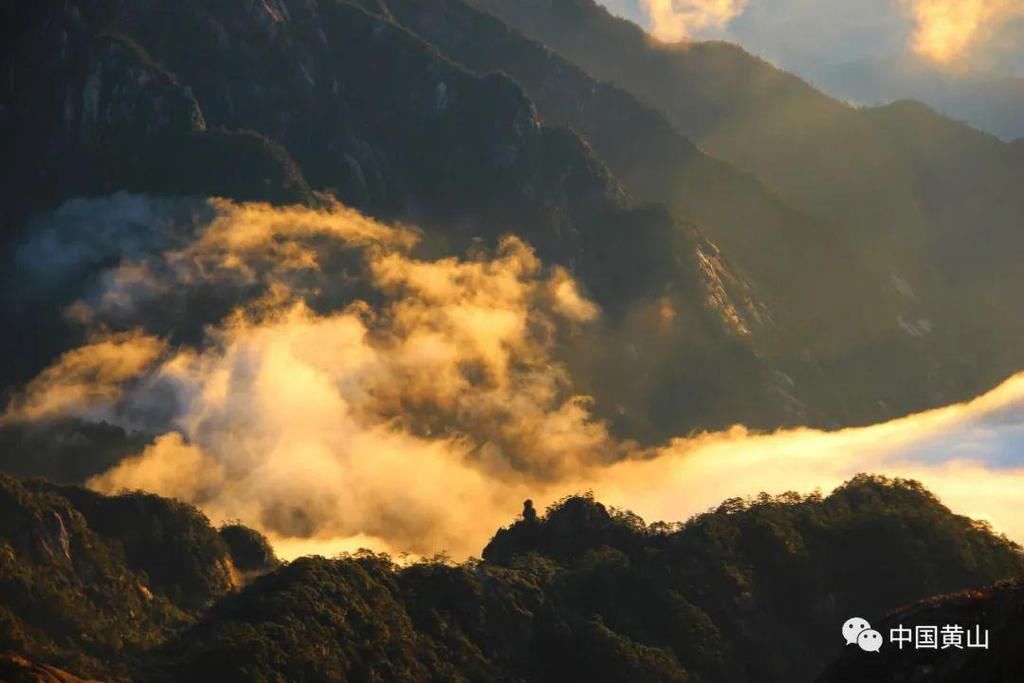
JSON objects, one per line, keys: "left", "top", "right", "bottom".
{"left": 599, "top": 0, "right": 1024, "bottom": 75}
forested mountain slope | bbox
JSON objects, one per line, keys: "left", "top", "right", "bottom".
{"left": 479, "top": 0, "right": 1024, "bottom": 423}
{"left": 362, "top": 0, "right": 908, "bottom": 429}
{"left": 1, "top": 0, "right": 791, "bottom": 447}
{"left": 1, "top": 474, "right": 1019, "bottom": 682}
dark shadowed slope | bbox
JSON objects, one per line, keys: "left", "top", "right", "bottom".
{"left": 478, "top": 0, "right": 1024, "bottom": 424}
{"left": 0, "top": 474, "right": 239, "bottom": 679}
{"left": 0, "top": 0, "right": 805, "bottom": 445}
{"left": 1, "top": 474, "right": 1019, "bottom": 682}
{"left": 8, "top": 0, "right": 1021, "bottom": 436}
{"left": 819, "top": 578, "right": 1024, "bottom": 683}
{"left": 360, "top": 0, "right": 935, "bottom": 431}
{"left": 0, "top": 5, "right": 314, "bottom": 242}
{"left": 358, "top": 0, "right": 836, "bottom": 290}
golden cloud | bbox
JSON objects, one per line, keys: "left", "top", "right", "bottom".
{"left": 1, "top": 331, "right": 165, "bottom": 424}
{"left": 573, "top": 373, "right": 1024, "bottom": 549}
{"left": 38, "top": 200, "right": 614, "bottom": 556}
{"left": 9, "top": 198, "right": 1024, "bottom": 561}
{"left": 902, "top": 0, "right": 1024, "bottom": 64}
{"left": 641, "top": 0, "right": 749, "bottom": 42}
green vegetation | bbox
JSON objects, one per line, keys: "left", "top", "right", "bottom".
{"left": 150, "top": 476, "right": 1024, "bottom": 681}
{"left": 219, "top": 524, "right": 280, "bottom": 575}
{"left": 33, "top": 484, "right": 236, "bottom": 610}
{"left": 2, "top": 3, "right": 1023, "bottom": 679}
{"left": 0, "top": 474, "right": 191, "bottom": 679}
{"left": 1, "top": 0, "right": 791, "bottom": 449}
{"left": 1, "top": 474, "right": 1017, "bottom": 681}
{"left": 0, "top": 474, "right": 267, "bottom": 679}
{"left": 479, "top": 0, "right": 1024, "bottom": 426}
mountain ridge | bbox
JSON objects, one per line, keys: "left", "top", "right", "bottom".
{"left": 0, "top": 0, "right": 807, "bottom": 448}
{"left": 0, "top": 472, "right": 1020, "bottom": 682}
{"left": 477, "top": 0, "right": 1024, "bottom": 426}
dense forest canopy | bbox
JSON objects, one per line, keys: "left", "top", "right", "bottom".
{"left": 0, "top": 473, "right": 1021, "bottom": 681}
{"left": 1, "top": 0, "right": 1022, "bottom": 680}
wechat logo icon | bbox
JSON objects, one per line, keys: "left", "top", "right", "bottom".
{"left": 843, "top": 617, "right": 883, "bottom": 652}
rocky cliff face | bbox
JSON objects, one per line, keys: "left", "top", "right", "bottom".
{"left": 0, "top": 474, "right": 278, "bottom": 680}
{"left": 4, "top": 1, "right": 1022, "bottom": 436}
{"left": 1, "top": 0, "right": 802, "bottom": 444}
{"left": 0, "top": 3, "right": 312, "bottom": 243}
{"left": 364, "top": 0, "right": 830, "bottom": 323}
{"left": 0, "top": 473, "right": 190, "bottom": 679}
{"left": 479, "top": 0, "right": 1024, "bottom": 426}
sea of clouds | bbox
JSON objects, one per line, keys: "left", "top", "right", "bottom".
{"left": 5, "top": 195, "right": 1024, "bottom": 559}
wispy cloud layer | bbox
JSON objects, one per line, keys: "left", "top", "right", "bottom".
{"left": 7, "top": 197, "right": 1024, "bottom": 560}
{"left": 576, "top": 373, "right": 1024, "bottom": 547}
{"left": 1, "top": 331, "right": 166, "bottom": 424}
{"left": 7, "top": 197, "right": 611, "bottom": 556}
